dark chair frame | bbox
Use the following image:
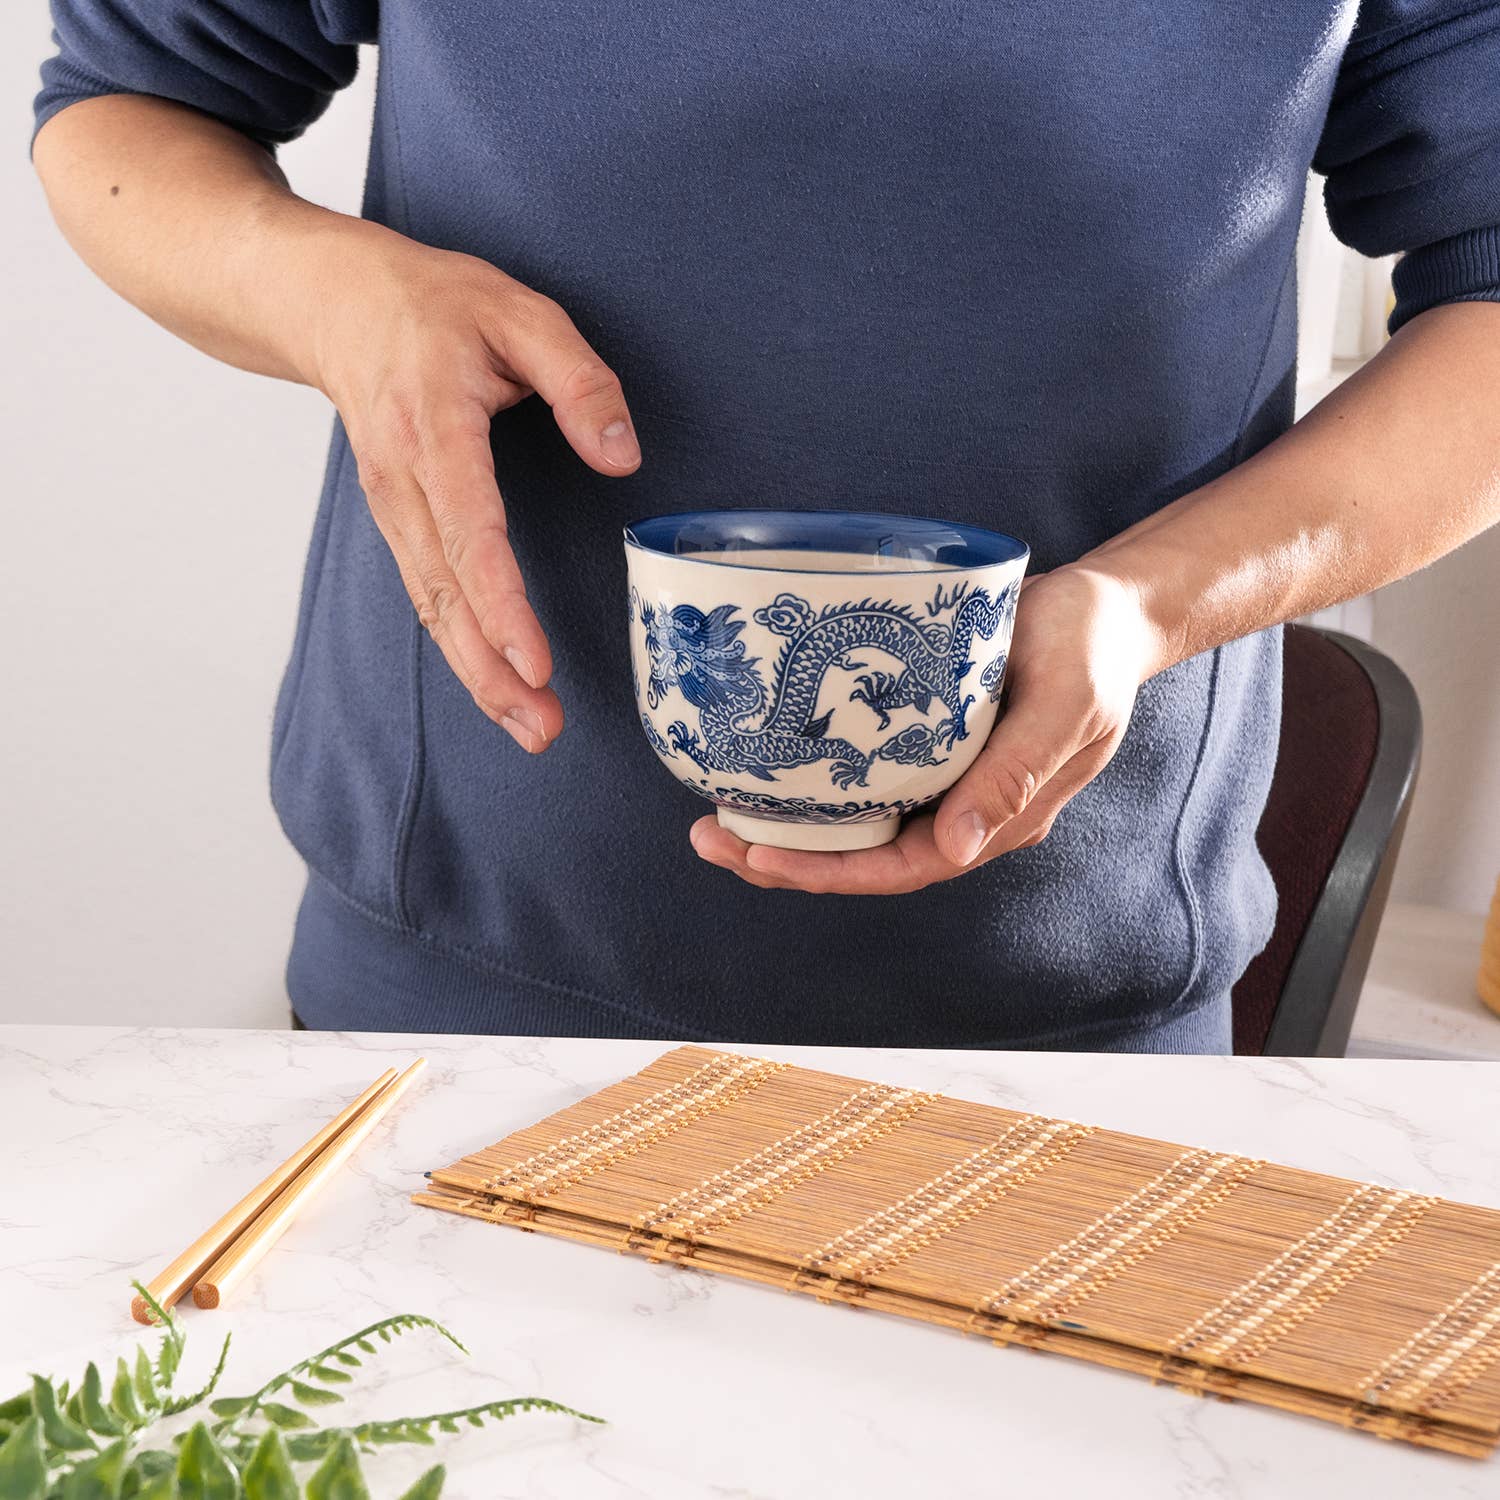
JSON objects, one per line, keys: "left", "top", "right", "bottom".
{"left": 1259, "top": 628, "right": 1422, "bottom": 1056}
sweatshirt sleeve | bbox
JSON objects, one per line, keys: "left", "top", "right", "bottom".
{"left": 33, "top": 0, "right": 377, "bottom": 150}
{"left": 1313, "top": 1, "right": 1500, "bottom": 333}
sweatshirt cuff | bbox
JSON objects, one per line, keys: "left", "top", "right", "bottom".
{"left": 1390, "top": 226, "right": 1500, "bottom": 334}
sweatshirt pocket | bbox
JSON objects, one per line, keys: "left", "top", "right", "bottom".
{"left": 269, "top": 428, "right": 421, "bottom": 924}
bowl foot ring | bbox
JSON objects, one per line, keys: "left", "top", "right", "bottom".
{"left": 715, "top": 807, "right": 902, "bottom": 851}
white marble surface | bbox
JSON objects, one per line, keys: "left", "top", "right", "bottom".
{"left": 3, "top": 1027, "right": 1498, "bottom": 1498}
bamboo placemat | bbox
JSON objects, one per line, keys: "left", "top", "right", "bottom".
{"left": 414, "top": 1046, "right": 1500, "bottom": 1456}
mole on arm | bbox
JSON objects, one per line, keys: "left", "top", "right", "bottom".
{"left": 109, "top": 185, "right": 119, "bottom": 195}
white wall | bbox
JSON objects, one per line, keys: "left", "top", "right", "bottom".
{"left": 0, "top": 16, "right": 377, "bottom": 1027}
{"left": 1, "top": 18, "right": 1495, "bottom": 1031}
{"left": 1374, "top": 536, "right": 1500, "bottom": 914}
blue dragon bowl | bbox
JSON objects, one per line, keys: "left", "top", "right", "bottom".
{"left": 624, "top": 509, "right": 1029, "bottom": 850}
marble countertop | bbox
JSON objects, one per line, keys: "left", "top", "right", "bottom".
{"left": 3, "top": 1026, "right": 1498, "bottom": 1498}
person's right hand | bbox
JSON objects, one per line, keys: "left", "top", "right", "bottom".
{"left": 310, "top": 228, "right": 641, "bottom": 753}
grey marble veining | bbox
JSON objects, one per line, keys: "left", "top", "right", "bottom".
{"left": 2, "top": 1026, "right": 1497, "bottom": 1498}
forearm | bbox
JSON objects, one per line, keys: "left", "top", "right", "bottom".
{"left": 32, "top": 94, "right": 393, "bottom": 390}
{"left": 33, "top": 89, "right": 649, "bottom": 753}
{"left": 1090, "top": 300, "right": 1500, "bottom": 676}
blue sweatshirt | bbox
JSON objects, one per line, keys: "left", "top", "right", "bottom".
{"left": 36, "top": 3, "right": 1500, "bottom": 1051}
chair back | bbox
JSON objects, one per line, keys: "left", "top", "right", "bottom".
{"left": 1231, "top": 626, "right": 1421, "bottom": 1056}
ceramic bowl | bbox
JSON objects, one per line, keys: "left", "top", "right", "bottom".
{"left": 624, "top": 510, "right": 1029, "bottom": 851}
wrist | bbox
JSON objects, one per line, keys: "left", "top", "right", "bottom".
{"left": 1058, "top": 550, "right": 1187, "bottom": 682}
{"left": 242, "top": 196, "right": 415, "bottom": 397}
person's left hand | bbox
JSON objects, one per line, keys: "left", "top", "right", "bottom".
{"left": 689, "top": 564, "right": 1167, "bottom": 894}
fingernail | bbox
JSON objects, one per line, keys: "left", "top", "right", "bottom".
{"left": 503, "top": 645, "right": 539, "bottom": 688}
{"left": 948, "top": 811, "right": 988, "bottom": 866}
{"left": 502, "top": 707, "right": 545, "bottom": 749}
{"left": 599, "top": 419, "right": 641, "bottom": 469}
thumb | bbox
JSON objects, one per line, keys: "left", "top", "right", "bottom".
{"left": 934, "top": 692, "right": 1083, "bottom": 867}
{"left": 500, "top": 295, "right": 642, "bottom": 476}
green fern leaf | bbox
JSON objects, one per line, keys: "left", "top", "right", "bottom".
{"left": 288, "top": 1380, "right": 342, "bottom": 1409}
{"left": 305, "top": 1435, "right": 370, "bottom": 1500}
{"left": 127, "top": 1447, "right": 180, "bottom": 1486}
{"left": 30, "top": 1375, "right": 95, "bottom": 1454}
{"left": 221, "top": 1316, "right": 461, "bottom": 1436}
{"left": 354, "top": 1427, "right": 407, "bottom": 1449}
{"left": 348, "top": 1395, "right": 602, "bottom": 1454}
{"left": 76, "top": 1364, "right": 124, "bottom": 1438}
{"left": 240, "top": 1429, "right": 298, "bottom": 1500}
{"left": 134, "top": 1468, "right": 180, "bottom": 1500}
{"left": 395, "top": 1466, "right": 445, "bottom": 1500}
{"left": 174, "top": 1421, "right": 238, "bottom": 1500}
{"left": 111, "top": 1359, "right": 146, "bottom": 1427}
{"left": 60, "top": 1436, "right": 128, "bottom": 1500}
{"left": 258, "top": 1403, "right": 314, "bottom": 1432}
{"left": 133, "top": 1348, "right": 163, "bottom": 1414}
{"left": 131, "top": 1285, "right": 186, "bottom": 1389}
{"left": 0, "top": 1416, "right": 47, "bottom": 1499}
{"left": 39, "top": 1293, "right": 590, "bottom": 1500}
{"left": 156, "top": 1333, "right": 183, "bottom": 1391}
{"left": 280, "top": 1432, "right": 338, "bottom": 1464}
{"left": 162, "top": 1335, "right": 231, "bottom": 1418}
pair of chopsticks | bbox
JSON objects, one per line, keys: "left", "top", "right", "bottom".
{"left": 131, "top": 1058, "right": 426, "bottom": 1323}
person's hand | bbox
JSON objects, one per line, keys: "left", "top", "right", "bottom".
{"left": 689, "top": 565, "right": 1165, "bottom": 893}
{"left": 311, "top": 228, "right": 641, "bottom": 752}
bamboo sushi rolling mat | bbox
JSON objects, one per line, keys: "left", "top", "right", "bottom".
{"left": 414, "top": 1045, "right": 1500, "bottom": 1457}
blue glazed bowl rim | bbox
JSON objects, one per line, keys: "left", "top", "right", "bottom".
{"left": 623, "top": 508, "right": 1029, "bottom": 575}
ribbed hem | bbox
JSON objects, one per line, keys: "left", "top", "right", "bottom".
{"left": 286, "top": 873, "right": 1231, "bottom": 1051}
{"left": 1091, "top": 999, "right": 1230, "bottom": 1055}
{"left": 1391, "top": 226, "right": 1500, "bottom": 333}
{"left": 286, "top": 875, "right": 686, "bottom": 1039}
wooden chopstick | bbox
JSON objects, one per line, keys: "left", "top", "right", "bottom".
{"left": 192, "top": 1057, "right": 427, "bottom": 1309}
{"left": 131, "top": 1066, "right": 400, "bottom": 1324}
